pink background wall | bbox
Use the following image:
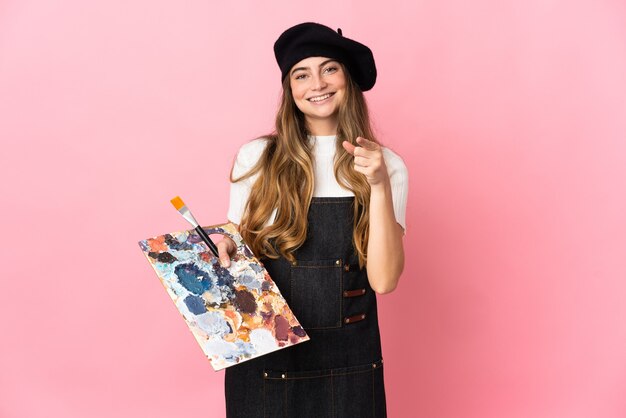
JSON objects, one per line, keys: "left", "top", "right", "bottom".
{"left": 1, "top": 1, "right": 625, "bottom": 417}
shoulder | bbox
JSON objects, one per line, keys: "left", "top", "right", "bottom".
{"left": 231, "top": 137, "right": 271, "bottom": 179}
{"left": 236, "top": 137, "right": 271, "bottom": 163}
{"left": 233, "top": 137, "right": 272, "bottom": 172}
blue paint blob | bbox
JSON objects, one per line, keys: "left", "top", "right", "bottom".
{"left": 250, "top": 263, "right": 263, "bottom": 273}
{"left": 174, "top": 263, "right": 212, "bottom": 295}
{"left": 184, "top": 295, "right": 207, "bottom": 314}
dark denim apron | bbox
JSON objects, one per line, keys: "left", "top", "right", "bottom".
{"left": 225, "top": 196, "right": 387, "bottom": 417}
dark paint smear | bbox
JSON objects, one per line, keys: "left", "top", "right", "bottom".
{"left": 212, "top": 264, "right": 235, "bottom": 288}
{"left": 292, "top": 326, "right": 306, "bottom": 337}
{"left": 261, "top": 281, "right": 272, "bottom": 291}
{"left": 274, "top": 315, "right": 290, "bottom": 341}
{"left": 175, "top": 263, "right": 212, "bottom": 295}
{"left": 184, "top": 295, "right": 207, "bottom": 315}
{"left": 148, "top": 252, "right": 178, "bottom": 263}
{"left": 233, "top": 290, "right": 257, "bottom": 314}
{"left": 164, "top": 234, "right": 193, "bottom": 251}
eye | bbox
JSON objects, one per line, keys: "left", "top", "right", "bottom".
{"left": 324, "top": 66, "right": 338, "bottom": 74}
{"left": 294, "top": 73, "right": 307, "bottom": 80}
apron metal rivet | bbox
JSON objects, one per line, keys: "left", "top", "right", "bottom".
{"left": 281, "top": 374, "right": 286, "bottom": 379}
{"left": 361, "top": 314, "right": 365, "bottom": 319}
{"left": 264, "top": 372, "right": 268, "bottom": 377}
{"left": 373, "top": 363, "right": 377, "bottom": 368}
{"left": 291, "top": 260, "right": 297, "bottom": 266}
{"left": 335, "top": 259, "right": 341, "bottom": 265}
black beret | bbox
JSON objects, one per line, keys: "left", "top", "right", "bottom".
{"left": 273, "top": 22, "right": 377, "bottom": 92}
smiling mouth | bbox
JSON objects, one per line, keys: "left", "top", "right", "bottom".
{"left": 307, "top": 93, "right": 335, "bottom": 102}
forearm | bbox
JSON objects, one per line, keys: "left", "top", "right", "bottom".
{"left": 366, "top": 179, "right": 404, "bottom": 294}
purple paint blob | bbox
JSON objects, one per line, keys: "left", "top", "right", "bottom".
{"left": 292, "top": 326, "right": 306, "bottom": 337}
{"left": 187, "top": 233, "right": 203, "bottom": 244}
{"left": 274, "top": 315, "right": 289, "bottom": 341}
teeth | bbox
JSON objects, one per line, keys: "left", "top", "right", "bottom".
{"left": 309, "top": 93, "right": 332, "bottom": 102}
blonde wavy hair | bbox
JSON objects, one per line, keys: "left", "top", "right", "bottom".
{"left": 230, "top": 65, "right": 378, "bottom": 269}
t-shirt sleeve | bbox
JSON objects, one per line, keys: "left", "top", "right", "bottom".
{"left": 227, "top": 139, "right": 267, "bottom": 225}
{"left": 382, "top": 147, "right": 409, "bottom": 235}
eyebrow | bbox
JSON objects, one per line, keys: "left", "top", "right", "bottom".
{"left": 290, "top": 59, "right": 339, "bottom": 76}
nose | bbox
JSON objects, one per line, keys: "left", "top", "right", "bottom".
{"left": 311, "top": 73, "right": 327, "bottom": 91}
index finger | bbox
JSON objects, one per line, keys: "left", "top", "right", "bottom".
{"left": 356, "top": 137, "right": 379, "bottom": 151}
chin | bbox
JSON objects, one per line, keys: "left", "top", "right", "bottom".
{"left": 307, "top": 107, "right": 338, "bottom": 118}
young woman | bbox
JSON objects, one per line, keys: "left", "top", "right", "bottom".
{"left": 218, "top": 22, "right": 408, "bottom": 418}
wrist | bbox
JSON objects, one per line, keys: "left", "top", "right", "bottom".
{"left": 370, "top": 178, "right": 391, "bottom": 193}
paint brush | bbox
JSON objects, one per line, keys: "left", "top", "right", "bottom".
{"left": 170, "top": 196, "right": 220, "bottom": 258}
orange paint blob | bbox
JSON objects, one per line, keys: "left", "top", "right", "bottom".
{"left": 147, "top": 236, "right": 168, "bottom": 252}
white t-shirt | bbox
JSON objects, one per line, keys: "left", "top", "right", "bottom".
{"left": 227, "top": 135, "right": 409, "bottom": 233}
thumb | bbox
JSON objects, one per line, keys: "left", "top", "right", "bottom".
{"left": 342, "top": 140, "right": 356, "bottom": 155}
{"left": 218, "top": 240, "right": 232, "bottom": 267}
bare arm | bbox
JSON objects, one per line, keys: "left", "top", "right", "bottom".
{"left": 343, "top": 137, "right": 405, "bottom": 294}
{"left": 366, "top": 180, "right": 405, "bottom": 293}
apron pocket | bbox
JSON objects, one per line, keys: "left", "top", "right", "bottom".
{"left": 263, "top": 359, "right": 384, "bottom": 418}
{"left": 263, "top": 370, "right": 334, "bottom": 418}
{"left": 290, "top": 258, "right": 342, "bottom": 329}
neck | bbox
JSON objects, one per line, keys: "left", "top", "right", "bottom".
{"left": 305, "top": 116, "right": 338, "bottom": 136}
